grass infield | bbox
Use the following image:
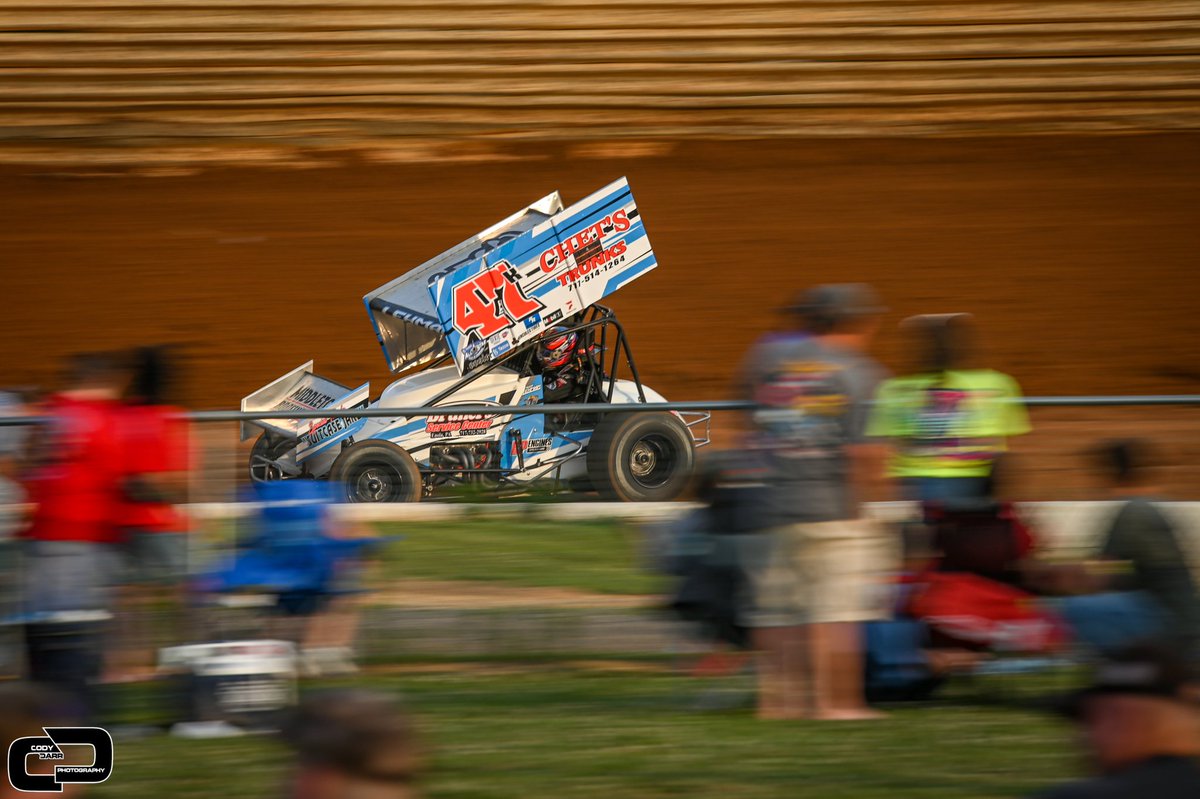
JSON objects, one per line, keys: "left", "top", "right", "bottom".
{"left": 370, "top": 516, "right": 659, "bottom": 596}
{"left": 134, "top": 516, "right": 1083, "bottom": 796}
{"left": 96, "top": 667, "right": 1080, "bottom": 799}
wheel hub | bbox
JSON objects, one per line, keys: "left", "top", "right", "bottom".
{"left": 357, "top": 467, "right": 395, "bottom": 502}
{"left": 629, "top": 442, "right": 657, "bottom": 478}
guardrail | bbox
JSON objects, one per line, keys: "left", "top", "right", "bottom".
{"left": 1021, "top": 396, "right": 1200, "bottom": 407}
{"left": 1, "top": 395, "right": 1200, "bottom": 427}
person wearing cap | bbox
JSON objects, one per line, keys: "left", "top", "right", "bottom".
{"left": 281, "top": 689, "right": 424, "bottom": 798}
{"left": 1029, "top": 643, "right": 1200, "bottom": 798}
{"left": 739, "top": 283, "right": 891, "bottom": 720}
{"left": 866, "top": 313, "right": 1029, "bottom": 505}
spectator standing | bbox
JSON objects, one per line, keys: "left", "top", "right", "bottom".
{"left": 118, "top": 346, "right": 191, "bottom": 584}
{"left": 1028, "top": 644, "right": 1200, "bottom": 799}
{"left": 112, "top": 346, "right": 193, "bottom": 674}
{"left": 867, "top": 313, "right": 1029, "bottom": 504}
{"left": 665, "top": 454, "right": 771, "bottom": 689}
{"left": 740, "top": 283, "right": 890, "bottom": 720}
{"left": 19, "top": 353, "right": 126, "bottom": 715}
{"left": 0, "top": 390, "right": 31, "bottom": 677}
{"left": 0, "top": 388, "right": 30, "bottom": 500}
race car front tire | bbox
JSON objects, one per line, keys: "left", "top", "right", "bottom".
{"left": 586, "top": 412, "right": 694, "bottom": 502}
{"left": 329, "top": 441, "right": 423, "bottom": 503}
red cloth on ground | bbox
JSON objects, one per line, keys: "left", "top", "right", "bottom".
{"left": 906, "top": 571, "right": 1070, "bottom": 653}
{"left": 115, "top": 403, "right": 191, "bottom": 532}
{"left": 22, "top": 394, "right": 124, "bottom": 544}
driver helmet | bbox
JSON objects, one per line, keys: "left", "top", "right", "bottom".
{"left": 537, "top": 327, "right": 577, "bottom": 370}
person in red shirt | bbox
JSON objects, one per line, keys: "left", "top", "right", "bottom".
{"left": 117, "top": 346, "right": 191, "bottom": 584}
{"left": 23, "top": 356, "right": 125, "bottom": 549}
{"left": 20, "top": 352, "right": 126, "bottom": 715}
{"left": 112, "top": 346, "right": 193, "bottom": 676}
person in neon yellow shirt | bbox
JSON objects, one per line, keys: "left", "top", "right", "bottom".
{"left": 867, "top": 314, "right": 1030, "bottom": 503}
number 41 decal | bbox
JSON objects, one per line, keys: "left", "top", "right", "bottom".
{"left": 451, "top": 260, "right": 545, "bottom": 339}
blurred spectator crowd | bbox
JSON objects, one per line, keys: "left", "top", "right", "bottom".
{"left": 665, "top": 281, "right": 1200, "bottom": 793}
{"left": 2, "top": 293, "right": 1199, "bottom": 797}
{"left": 670, "top": 283, "right": 1198, "bottom": 715}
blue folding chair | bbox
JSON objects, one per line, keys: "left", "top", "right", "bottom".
{"left": 198, "top": 480, "right": 395, "bottom": 618}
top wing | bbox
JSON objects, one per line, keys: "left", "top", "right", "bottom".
{"left": 428, "top": 177, "right": 656, "bottom": 375}
{"left": 363, "top": 190, "right": 564, "bottom": 374}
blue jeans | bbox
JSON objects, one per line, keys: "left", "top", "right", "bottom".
{"left": 905, "top": 477, "right": 992, "bottom": 505}
{"left": 864, "top": 619, "right": 942, "bottom": 702}
{"left": 1052, "top": 591, "right": 1167, "bottom": 655}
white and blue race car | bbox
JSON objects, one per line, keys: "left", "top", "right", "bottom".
{"left": 241, "top": 178, "right": 707, "bottom": 502}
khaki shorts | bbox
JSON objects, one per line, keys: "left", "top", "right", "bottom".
{"left": 746, "top": 519, "right": 894, "bottom": 627}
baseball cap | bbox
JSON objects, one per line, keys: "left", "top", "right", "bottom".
{"left": 1058, "top": 643, "right": 1200, "bottom": 720}
{"left": 786, "top": 283, "right": 887, "bottom": 320}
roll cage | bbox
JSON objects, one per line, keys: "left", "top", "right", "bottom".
{"left": 402, "top": 305, "right": 637, "bottom": 489}
{"left": 423, "top": 304, "right": 645, "bottom": 408}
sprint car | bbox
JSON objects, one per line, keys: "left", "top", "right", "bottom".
{"left": 242, "top": 178, "right": 708, "bottom": 502}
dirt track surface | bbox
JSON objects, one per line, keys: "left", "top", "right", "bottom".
{"left": 2, "top": 135, "right": 1199, "bottom": 494}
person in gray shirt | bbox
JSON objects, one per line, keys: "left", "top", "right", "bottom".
{"left": 739, "top": 283, "right": 891, "bottom": 720}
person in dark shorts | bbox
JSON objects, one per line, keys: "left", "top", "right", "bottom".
{"left": 666, "top": 453, "right": 772, "bottom": 681}
{"left": 1029, "top": 643, "right": 1200, "bottom": 799}
{"left": 19, "top": 353, "right": 126, "bottom": 717}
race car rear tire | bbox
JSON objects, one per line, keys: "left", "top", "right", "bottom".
{"left": 586, "top": 412, "right": 694, "bottom": 502}
{"left": 329, "top": 441, "right": 423, "bottom": 503}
